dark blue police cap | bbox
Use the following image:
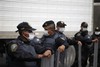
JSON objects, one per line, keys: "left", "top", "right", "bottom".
{"left": 81, "top": 22, "right": 88, "bottom": 28}
{"left": 42, "top": 20, "right": 55, "bottom": 27}
{"left": 57, "top": 21, "right": 67, "bottom": 27}
{"left": 16, "top": 22, "right": 36, "bottom": 32}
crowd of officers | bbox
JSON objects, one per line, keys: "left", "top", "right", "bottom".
{"left": 5, "top": 20, "right": 100, "bottom": 67}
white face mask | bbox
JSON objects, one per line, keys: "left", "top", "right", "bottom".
{"left": 59, "top": 28, "right": 65, "bottom": 32}
{"left": 95, "top": 32, "right": 100, "bottom": 35}
{"left": 44, "top": 30, "right": 49, "bottom": 36}
{"left": 28, "top": 33, "right": 35, "bottom": 40}
{"left": 82, "top": 28, "right": 87, "bottom": 31}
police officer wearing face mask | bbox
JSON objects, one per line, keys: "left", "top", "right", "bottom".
{"left": 41, "top": 20, "right": 68, "bottom": 67}
{"left": 41, "top": 20, "right": 68, "bottom": 52}
{"left": 89, "top": 27, "right": 100, "bottom": 67}
{"left": 56, "top": 21, "right": 82, "bottom": 67}
{"left": 73, "top": 22, "right": 94, "bottom": 67}
{"left": 56, "top": 21, "right": 68, "bottom": 67}
{"left": 6, "top": 22, "right": 52, "bottom": 67}
{"left": 56, "top": 21, "right": 66, "bottom": 33}
{"left": 56, "top": 21, "right": 82, "bottom": 46}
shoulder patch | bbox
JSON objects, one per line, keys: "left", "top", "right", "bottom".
{"left": 77, "top": 33, "right": 81, "bottom": 36}
{"left": 88, "top": 36, "right": 90, "bottom": 39}
{"left": 11, "top": 44, "right": 18, "bottom": 52}
{"left": 36, "top": 38, "right": 40, "bottom": 42}
{"left": 61, "top": 37, "right": 65, "bottom": 40}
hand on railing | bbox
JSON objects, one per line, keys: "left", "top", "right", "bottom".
{"left": 92, "top": 38, "right": 98, "bottom": 43}
{"left": 43, "top": 50, "right": 52, "bottom": 57}
{"left": 57, "top": 45, "right": 65, "bottom": 52}
{"left": 77, "top": 41, "right": 82, "bottom": 46}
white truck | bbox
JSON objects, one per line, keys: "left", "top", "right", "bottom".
{"left": 0, "top": 0, "right": 93, "bottom": 54}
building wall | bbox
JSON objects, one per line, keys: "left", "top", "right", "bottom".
{"left": 0, "top": 0, "right": 93, "bottom": 38}
{"left": 94, "top": 5, "right": 100, "bottom": 29}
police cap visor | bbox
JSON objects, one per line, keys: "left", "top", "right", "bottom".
{"left": 16, "top": 22, "right": 36, "bottom": 32}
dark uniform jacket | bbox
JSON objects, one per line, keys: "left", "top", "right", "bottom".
{"left": 56, "top": 31, "right": 78, "bottom": 46}
{"left": 74, "top": 30, "right": 92, "bottom": 57}
{"left": 72, "top": 30, "right": 92, "bottom": 67}
{"left": 90, "top": 33, "right": 100, "bottom": 53}
{"left": 40, "top": 32, "right": 68, "bottom": 52}
{"left": 6, "top": 36, "right": 52, "bottom": 67}
{"left": 74, "top": 30, "right": 92, "bottom": 46}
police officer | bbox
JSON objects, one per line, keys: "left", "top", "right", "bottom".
{"left": 56, "top": 21, "right": 70, "bottom": 67}
{"left": 74, "top": 22, "right": 94, "bottom": 67}
{"left": 56, "top": 21, "right": 82, "bottom": 67}
{"left": 56, "top": 21, "right": 67, "bottom": 33}
{"left": 56, "top": 21, "right": 68, "bottom": 67}
{"left": 41, "top": 20, "right": 68, "bottom": 67}
{"left": 41, "top": 20, "right": 68, "bottom": 52}
{"left": 89, "top": 27, "right": 100, "bottom": 67}
{"left": 6, "top": 22, "right": 52, "bottom": 67}
{"left": 56, "top": 21, "right": 82, "bottom": 46}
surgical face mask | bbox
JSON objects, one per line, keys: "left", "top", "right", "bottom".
{"left": 28, "top": 33, "right": 35, "bottom": 40}
{"left": 82, "top": 28, "right": 87, "bottom": 31}
{"left": 44, "top": 30, "right": 49, "bottom": 36}
{"left": 59, "top": 28, "right": 65, "bottom": 32}
{"left": 95, "top": 32, "right": 100, "bottom": 35}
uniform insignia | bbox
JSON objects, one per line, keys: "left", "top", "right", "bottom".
{"left": 61, "top": 21, "right": 64, "bottom": 24}
{"left": 11, "top": 44, "right": 18, "bottom": 52}
{"left": 77, "top": 33, "right": 81, "bottom": 36}
{"left": 36, "top": 38, "right": 40, "bottom": 42}
{"left": 61, "top": 37, "right": 65, "bottom": 40}
{"left": 88, "top": 36, "right": 90, "bottom": 39}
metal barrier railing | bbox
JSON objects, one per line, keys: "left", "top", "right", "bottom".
{"left": 41, "top": 45, "right": 76, "bottom": 67}
{"left": 93, "top": 42, "right": 98, "bottom": 67}
{"left": 41, "top": 54, "right": 54, "bottom": 67}
{"left": 77, "top": 42, "right": 99, "bottom": 67}
{"left": 78, "top": 44, "right": 82, "bottom": 67}
{"left": 41, "top": 42, "right": 99, "bottom": 67}
{"left": 64, "top": 45, "right": 76, "bottom": 67}
{"left": 55, "top": 51, "right": 60, "bottom": 67}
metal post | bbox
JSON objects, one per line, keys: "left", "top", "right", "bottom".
{"left": 93, "top": 42, "right": 98, "bottom": 67}
{"left": 56, "top": 51, "right": 60, "bottom": 67}
{"left": 65, "top": 48, "right": 70, "bottom": 67}
{"left": 41, "top": 54, "right": 54, "bottom": 67}
{"left": 64, "top": 45, "right": 76, "bottom": 67}
{"left": 78, "top": 44, "right": 82, "bottom": 67}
